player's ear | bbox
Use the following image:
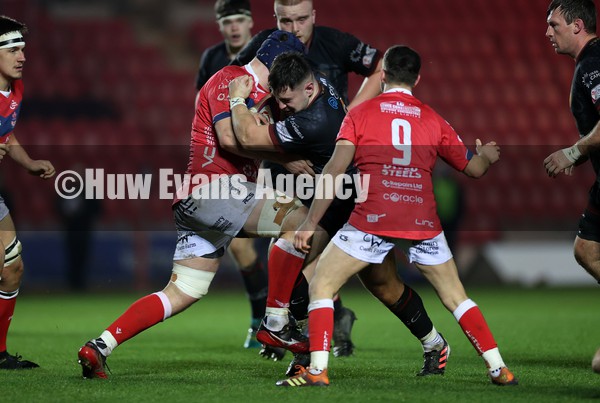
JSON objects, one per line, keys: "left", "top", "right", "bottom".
{"left": 573, "top": 18, "right": 584, "bottom": 34}
{"left": 414, "top": 74, "right": 421, "bottom": 88}
{"left": 305, "top": 80, "right": 314, "bottom": 96}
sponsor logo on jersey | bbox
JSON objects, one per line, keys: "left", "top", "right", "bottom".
{"left": 591, "top": 84, "right": 600, "bottom": 102}
{"left": 366, "top": 213, "right": 386, "bottom": 223}
{"left": 350, "top": 43, "right": 364, "bottom": 63}
{"left": 276, "top": 118, "right": 304, "bottom": 142}
{"left": 380, "top": 101, "right": 421, "bottom": 117}
{"left": 381, "top": 179, "right": 423, "bottom": 192}
{"left": 383, "top": 192, "right": 424, "bottom": 204}
{"left": 328, "top": 96, "right": 339, "bottom": 109}
{"left": 381, "top": 165, "right": 422, "bottom": 178}
{"left": 583, "top": 70, "right": 600, "bottom": 88}
{"left": 9, "top": 100, "right": 17, "bottom": 110}
{"left": 415, "top": 218, "right": 435, "bottom": 228}
{"left": 362, "top": 46, "right": 377, "bottom": 68}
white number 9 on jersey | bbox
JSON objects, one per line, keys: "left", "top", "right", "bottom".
{"left": 391, "top": 118, "right": 412, "bottom": 166}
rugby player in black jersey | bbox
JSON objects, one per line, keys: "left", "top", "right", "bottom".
{"left": 544, "top": 0, "right": 600, "bottom": 373}
{"left": 232, "top": 0, "right": 385, "bottom": 360}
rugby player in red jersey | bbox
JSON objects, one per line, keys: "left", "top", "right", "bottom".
{"left": 0, "top": 15, "right": 55, "bottom": 370}
{"left": 284, "top": 45, "right": 517, "bottom": 387}
{"left": 77, "top": 30, "right": 311, "bottom": 379}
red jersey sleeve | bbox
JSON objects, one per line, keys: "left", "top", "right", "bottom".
{"left": 436, "top": 114, "right": 472, "bottom": 172}
{"left": 336, "top": 113, "right": 358, "bottom": 145}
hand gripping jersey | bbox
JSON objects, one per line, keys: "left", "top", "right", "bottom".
{"left": 338, "top": 89, "right": 472, "bottom": 240}
{"left": 181, "top": 64, "right": 269, "bottom": 199}
{"left": 0, "top": 79, "right": 23, "bottom": 144}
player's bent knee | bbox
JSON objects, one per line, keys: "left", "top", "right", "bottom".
{"left": 170, "top": 263, "right": 215, "bottom": 299}
{"left": 4, "top": 237, "right": 22, "bottom": 268}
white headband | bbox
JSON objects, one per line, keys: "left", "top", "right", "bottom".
{"left": 218, "top": 14, "right": 252, "bottom": 23}
{"left": 0, "top": 31, "right": 25, "bottom": 49}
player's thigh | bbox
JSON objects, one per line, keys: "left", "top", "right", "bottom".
{"left": 574, "top": 236, "right": 600, "bottom": 277}
{"left": 0, "top": 211, "right": 16, "bottom": 247}
{"left": 310, "top": 242, "right": 369, "bottom": 300}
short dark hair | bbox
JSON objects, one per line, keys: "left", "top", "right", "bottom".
{"left": 0, "top": 15, "right": 27, "bottom": 37}
{"left": 214, "top": 0, "right": 251, "bottom": 21}
{"left": 268, "top": 52, "right": 312, "bottom": 96}
{"left": 382, "top": 45, "right": 420, "bottom": 87}
{"left": 548, "top": 0, "right": 597, "bottom": 33}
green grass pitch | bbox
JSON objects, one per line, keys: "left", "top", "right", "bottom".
{"left": 2, "top": 286, "right": 598, "bottom": 402}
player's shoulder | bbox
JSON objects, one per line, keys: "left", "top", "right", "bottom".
{"left": 314, "top": 25, "right": 352, "bottom": 40}
{"left": 203, "top": 41, "right": 227, "bottom": 56}
{"left": 215, "top": 65, "right": 246, "bottom": 80}
{"left": 12, "top": 79, "right": 23, "bottom": 93}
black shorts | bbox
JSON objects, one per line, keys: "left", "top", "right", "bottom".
{"left": 578, "top": 181, "right": 600, "bottom": 242}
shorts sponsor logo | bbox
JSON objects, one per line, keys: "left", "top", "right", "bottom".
{"left": 359, "top": 233, "right": 387, "bottom": 254}
{"left": 383, "top": 193, "right": 423, "bottom": 204}
{"left": 381, "top": 179, "right": 422, "bottom": 192}
{"left": 339, "top": 234, "right": 349, "bottom": 242}
{"left": 242, "top": 193, "right": 254, "bottom": 204}
{"left": 212, "top": 216, "right": 232, "bottom": 232}
{"left": 414, "top": 240, "right": 439, "bottom": 255}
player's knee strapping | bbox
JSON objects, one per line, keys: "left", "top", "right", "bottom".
{"left": 4, "top": 237, "right": 22, "bottom": 267}
{"left": 257, "top": 194, "right": 303, "bottom": 237}
{"left": 170, "top": 263, "right": 215, "bottom": 299}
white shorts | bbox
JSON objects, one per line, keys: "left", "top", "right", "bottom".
{"left": 173, "top": 175, "right": 300, "bottom": 259}
{"left": 332, "top": 223, "right": 453, "bottom": 265}
{"left": 0, "top": 195, "right": 9, "bottom": 221}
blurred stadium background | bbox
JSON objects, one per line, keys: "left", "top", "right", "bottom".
{"left": 2, "top": 0, "right": 596, "bottom": 291}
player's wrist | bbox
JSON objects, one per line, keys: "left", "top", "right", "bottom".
{"left": 229, "top": 97, "right": 246, "bottom": 108}
{"left": 562, "top": 144, "right": 582, "bottom": 163}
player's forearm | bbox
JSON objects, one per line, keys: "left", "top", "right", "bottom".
{"left": 463, "top": 155, "right": 490, "bottom": 178}
{"left": 231, "top": 103, "right": 259, "bottom": 147}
